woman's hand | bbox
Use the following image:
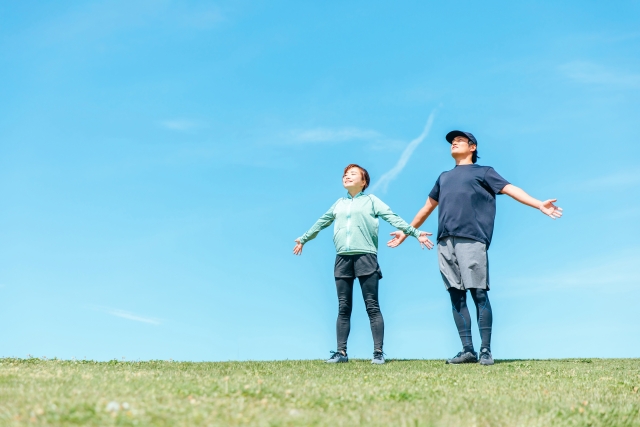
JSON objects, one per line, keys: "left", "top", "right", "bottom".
{"left": 387, "top": 231, "right": 408, "bottom": 248}
{"left": 388, "top": 231, "right": 433, "bottom": 250}
{"left": 418, "top": 232, "right": 434, "bottom": 250}
{"left": 293, "top": 238, "right": 304, "bottom": 255}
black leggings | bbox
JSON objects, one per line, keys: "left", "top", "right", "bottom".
{"left": 335, "top": 273, "right": 383, "bottom": 353}
{"left": 448, "top": 288, "right": 492, "bottom": 352}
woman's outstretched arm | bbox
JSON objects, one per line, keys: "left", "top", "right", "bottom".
{"left": 293, "top": 200, "right": 339, "bottom": 255}
{"left": 370, "top": 195, "right": 434, "bottom": 249}
{"left": 388, "top": 197, "right": 438, "bottom": 248}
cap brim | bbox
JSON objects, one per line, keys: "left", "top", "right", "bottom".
{"left": 445, "top": 130, "right": 468, "bottom": 143}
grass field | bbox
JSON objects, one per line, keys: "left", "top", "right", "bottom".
{"left": 1, "top": 357, "right": 639, "bottom": 426}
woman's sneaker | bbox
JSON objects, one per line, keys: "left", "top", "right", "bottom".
{"left": 326, "top": 350, "right": 348, "bottom": 363}
{"left": 446, "top": 350, "right": 478, "bottom": 364}
{"left": 371, "top": 351, "right": 385, "bottom": 365}
{"left": 479, "top": 348, "right": 494, "bottom": 365}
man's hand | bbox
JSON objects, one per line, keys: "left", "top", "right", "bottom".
{"left": 293, "top": 238, "right": 303, "bottom": 255}
{"left": 501, "top": 185, "right": 564, "bottom": 220}
{"left": 539, "top": 199, "right": 563, "bottom": 219}
{"left": 418, "top": 231, "right": 434, "bottom": 250}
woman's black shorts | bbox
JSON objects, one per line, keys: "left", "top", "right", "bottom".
{"left": 334, "top": 253, "right": 382, "bottom": 279}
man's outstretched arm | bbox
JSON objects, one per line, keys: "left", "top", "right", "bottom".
{"left": 387, "top": 197, "right": 438, "bottom": 248}
{"left": 500, "top": 184, "right": 563, "bottom": 219}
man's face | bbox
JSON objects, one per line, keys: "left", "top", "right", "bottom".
{"left": 450, "top": 136, "right": 476, "bottom": 158}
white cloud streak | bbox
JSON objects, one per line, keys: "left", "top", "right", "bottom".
{"left": 574, "top": 170, "right": 640, "bottom": 191}
{"left": 102, "top": 308, "right": 161, "bottom": 325}
{"left": 290, "top": 127, "right": 381, "bottom": 143}
{"left": 369, "top": 110, "right": 436, "bottom": 193}
{"left": 37, "top": 0, "right": 224, "bottom": 45}
{"left": 587, "top": 171, "right": 640, "bottom": 187}
{"left": 160, "top": 119, "right": 200, "bottom": 131}
{"left": 502, "top": 251, "right": 640, "bottom": 297}
{"left": 560, "top": 61, "right": 640, "bottom": 88}
{"left": 605, "top": 206, "right": 640, "bottom": 220}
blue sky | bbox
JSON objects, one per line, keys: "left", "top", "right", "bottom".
{"left": 1, "top": 0, "right": 639, "bottom": 361}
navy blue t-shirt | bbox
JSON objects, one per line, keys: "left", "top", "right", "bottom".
{"left": 428, "top": 164, "right": 510, "bottom": 248}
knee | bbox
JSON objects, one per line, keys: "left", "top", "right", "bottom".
{"left": 338, "top": 299, "right": 352, "bottom": 316}
{"left": 472, "top": 290, "right": 490, "bottom": 307}
{"left": 449, "top": 292, "right": 466, "bottom": 312}
{"left": 364, "top": 299, "right": 381, "bottom": 316}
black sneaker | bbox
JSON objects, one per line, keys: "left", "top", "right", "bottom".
{"left": 479, "top": 348, "right": 494, "bottom": 366}
{"left": 325, "top": 350, "right": 348, "bottom": 363}
{"left": 446, "top": 350, "right": 478, "bottom": 364}
{"left": 371, "top": 351, "right": 385, "bottom": 365}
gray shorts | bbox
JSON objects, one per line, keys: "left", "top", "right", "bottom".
{"left": 437, "top": 236, "right": 489, "bottom": 290}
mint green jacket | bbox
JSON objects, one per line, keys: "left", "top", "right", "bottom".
{"left": 298, "top": 192, "right": 423, "bottom": 255}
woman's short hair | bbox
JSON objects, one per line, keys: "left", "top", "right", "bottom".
{"left": 343, "top": 164, "right": 370, "bottom": 191}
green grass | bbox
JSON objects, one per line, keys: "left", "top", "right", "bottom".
{"left": 1, "top": 358, "right": 639, "bottom": 426}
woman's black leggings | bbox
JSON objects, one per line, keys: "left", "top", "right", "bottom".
{"left": 335, "top": 273, "right": 383, "bottom": 353}
{"left": 448, "top": 287, "right": 492, "bottom": 352}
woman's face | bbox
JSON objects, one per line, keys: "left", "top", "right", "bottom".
{"left": 342, "top": 167, "right": 365, "bottom": 192}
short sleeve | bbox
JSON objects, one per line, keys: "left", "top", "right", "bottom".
{"left": 484, "top": 168, "right": 510, "bottom": 194}
{"left": 428, "top": 176, "right": 441, "bottom": 202}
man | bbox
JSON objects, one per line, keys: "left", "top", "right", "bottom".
{"left": 387, "top": 130, "right": 562, "bottom": 365}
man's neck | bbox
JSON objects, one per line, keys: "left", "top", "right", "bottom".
{"left": 454, "top": 157, "right": 473, "bottom": 166}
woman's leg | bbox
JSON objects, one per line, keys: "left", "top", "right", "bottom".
{"left": 469, "top": 288, "right": 492, "bottom": 352}
{"left": 448, "top": 287, "right": 474, "bottom": 352}
{"left": 335, "top": 277, "right": 355, "bottom": 353}
{"left": 358, "top": 273, "right": 384, "bottom": 352}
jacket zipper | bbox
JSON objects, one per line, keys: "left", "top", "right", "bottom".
{"left": 346, "top": 197, "right": 353, "bottom": 251}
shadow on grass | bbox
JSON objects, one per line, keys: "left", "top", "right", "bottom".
{"left": 387, "top": 358, "right": 534, "bottom": 365}
{"left": 386, "top": 358, "right": 531, "bottom": 364}
{"left": 370, "top": 358, "right": 597, "bottom": 365}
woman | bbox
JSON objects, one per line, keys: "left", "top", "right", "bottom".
{"left": 293, "top": 164, "right": 433, "bottom": 364}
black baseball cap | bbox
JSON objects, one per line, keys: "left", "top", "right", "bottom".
{"left": 446, "top": 130, "right": 477, "bottom": 145}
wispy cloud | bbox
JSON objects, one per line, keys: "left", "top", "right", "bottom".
{"left": 160, "top": 119, "right": 201, "bottom": 132}
{"left": 369, "top": 110, "right": 436, "bottom": 193}
{"left": 588, "top": 170, "right": 640, "bottom": 187}
{"left": 575, "top": 170, "right": 640, "bottom": 191}
{"left": 503, "top": 251, "right": 640, "bottom": 296}
{"left": 101, "top": 308, "right": 161, "bottom": 325}
{"left": 290, "top": 127, "right": 381, "bottom": 143}
{"left": 37, "top": 0, "right": 224, "bottom": 45}
{"left": 560, "top": 61, "right": 640, "bottom": 88}
{"left": 173, "top": 5, "right": 224, "bottom": 30}
{"left": 605, "top": 206, "right": 640, "bottom": 220}
{"left": 573, "top": 31, "right": 640, "bottom": 43}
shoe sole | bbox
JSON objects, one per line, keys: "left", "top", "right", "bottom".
{"left": 446, "top": 355, "right": 478, "bottom": 364}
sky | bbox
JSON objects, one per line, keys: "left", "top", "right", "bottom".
{"left": 1, "top": 0, "right": 639, "bottom": 361}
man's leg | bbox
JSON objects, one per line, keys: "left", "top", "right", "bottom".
{"left": 469, "top": 288, "right": 492, "bottom": 352}
{"left": 335, "top": 277, "right": 355, "bottom": 354}
{"left": 470, "top": 288, "right": 494, "bottom": 365}
{"left": 453, "top": 237, "right": 488, "bottom": 291}
{"left": 448, "top": 287, "right": 474, "bottom": 353}
{"left": 440, "top": 238, "right": 477, "bottom": 364}
{"left": 452, "top": 237, "right": 493, "bottom": 364}
{"left": 358, "top": 273, "right": 384, "bottom": 353}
